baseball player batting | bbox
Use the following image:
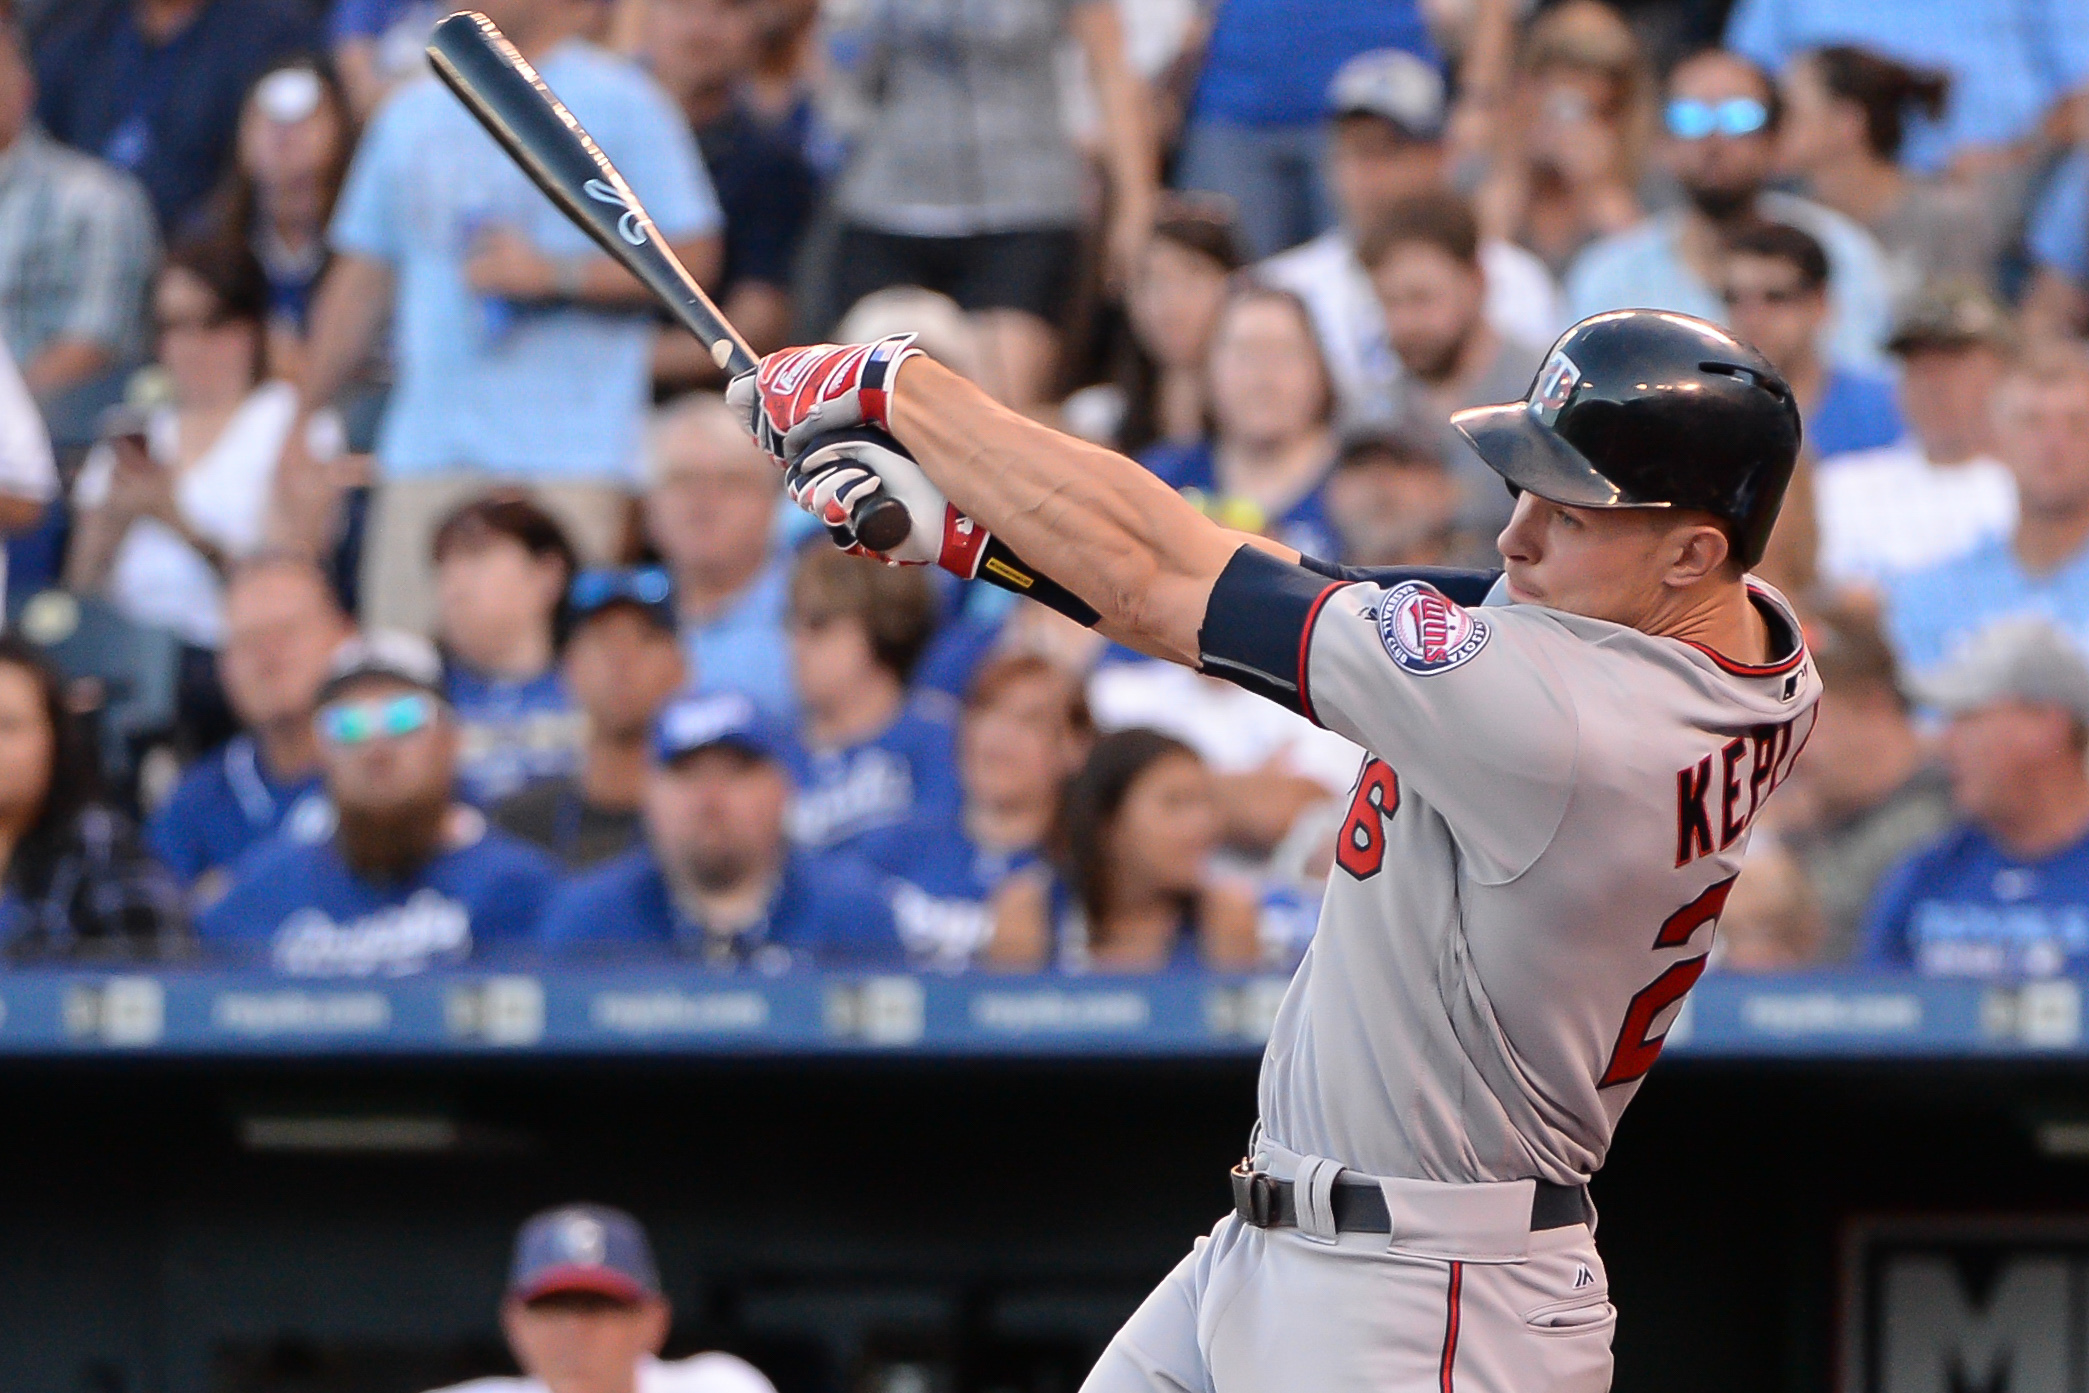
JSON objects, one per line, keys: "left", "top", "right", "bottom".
{"left": 727, "top": 308, "right": 1819, "bottom": 1392}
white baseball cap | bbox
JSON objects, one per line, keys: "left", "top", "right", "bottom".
{"left": 1327, "top": 49, "right": 1447, "bottom": 141}
{"left": 1912, "top": 617, "right": 2089, "bottom": 724}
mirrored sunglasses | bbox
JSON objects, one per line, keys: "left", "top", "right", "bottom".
{"left": 319, "top": 693, "right": 436, "bottom": 746}
{"left": 1665, "top": 97, "right": 1769, "bottom": 140}
{"left": 569, "top": 566, "right": 671, "bottom": 611}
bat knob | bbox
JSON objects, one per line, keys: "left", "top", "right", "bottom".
{"left": 852, "top": 494, "right": 914, "bottom": 553}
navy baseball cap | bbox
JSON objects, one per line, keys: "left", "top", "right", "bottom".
{"left": 570, "top": 566, "right": 676, "bottom": 633}
{"left": 508, "top": 1203, "right": 661, "bottom": 1304}
{"left": 652, "top": 691, "right": 791, "bottom": 766}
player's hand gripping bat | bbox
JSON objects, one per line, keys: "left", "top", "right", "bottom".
{"left": 425, "top": 10, "right": 914, "bottom": 552}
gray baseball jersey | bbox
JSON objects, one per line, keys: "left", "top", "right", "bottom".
{"left": 1200, "top": 551, "right": 1821, "bottom": 1186}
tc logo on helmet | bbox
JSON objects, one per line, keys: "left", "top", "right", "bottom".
{"left": 1377, "top": 582, "right": 1490, "bottom": 675}
{"left": 1533, "top": 351, "right": 1582, "bottom": 422}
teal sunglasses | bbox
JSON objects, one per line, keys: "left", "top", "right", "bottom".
{"left": 318, "top": 693, "right": 437, "bottom": 746}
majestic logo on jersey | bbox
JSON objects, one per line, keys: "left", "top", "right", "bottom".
{"left": 1376, "top": 582, "right": 1490, "bottom": 675}
{"left": 1533, "top": 350, "right": 1582, "bottom": 423}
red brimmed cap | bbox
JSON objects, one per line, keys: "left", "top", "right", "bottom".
{"left": 508, "top": 1204, "right": 660, "bottom": 1304}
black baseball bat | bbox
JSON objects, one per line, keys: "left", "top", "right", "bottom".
{"left": 425, "top": 10, "right": 912, "bottom": 553}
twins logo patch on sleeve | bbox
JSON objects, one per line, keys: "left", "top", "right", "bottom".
{"left": 1377, "top": 581, "right": 1491, "bottom": 675}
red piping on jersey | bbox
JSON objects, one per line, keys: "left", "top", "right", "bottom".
{"left": 1440, "top": 1261, "right": 1464, "bottom": 1392}
{"left": 1682, "top": 583, "right": 1808, "bottom": 677}
{"left": 1297, "top": 581, "right": 1343, "bottom": 727}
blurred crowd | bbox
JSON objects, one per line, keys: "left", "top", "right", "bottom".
{"left": 0, "top": 0, "right": 2086, "bottom": 982}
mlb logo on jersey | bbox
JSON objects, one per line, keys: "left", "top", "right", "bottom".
{"left": 1534, "top": 350, "right": 1582, "bottom": 422}
{"left": 1376, "top": 582, "right": 1490, "bottom": 675}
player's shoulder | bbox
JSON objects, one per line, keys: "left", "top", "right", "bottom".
{"left": 422, "top": 1378, "right": 540, "bottom": 1393}
{"left": 644, "top": 1352, "right": 778, "bottom": 1393}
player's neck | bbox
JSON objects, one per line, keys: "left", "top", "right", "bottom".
{"left": 1641, "top": 578, "right": 1771, "bottom": 666}
{"left": 1984, "top": 769, "right": 2089, "bottom": 862}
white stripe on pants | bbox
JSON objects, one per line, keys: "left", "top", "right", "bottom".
{"left": 1081, "top": 1173, "right": 1615, "bottom": 1391}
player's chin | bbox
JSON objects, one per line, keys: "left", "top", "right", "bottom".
{"left": 1502, "top": 572, "right": 1543, "bottom": 605}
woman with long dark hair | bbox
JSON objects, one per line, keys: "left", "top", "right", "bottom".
{"left": 986, "top": 728, "right": 1258, "bottom": 972}
{"left": 1107, "top": 198, "right": 1246, "bottom": 456}
{"left": 199, "top": 59, "right": 357, "bottom": 381}
{"left": 1778, "top": 45, "right": 2003, "bottom": 299}
{"left": 0, "top": 638, "right": 187, "bottom": 962}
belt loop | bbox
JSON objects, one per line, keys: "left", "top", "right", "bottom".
{"left": 1294, "top": 1155, "right": 1343, "bottom": 1244}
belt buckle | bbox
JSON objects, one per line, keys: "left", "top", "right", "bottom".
{"left": 1230, "top": 1160, "right": 1280, "bottom": 1228}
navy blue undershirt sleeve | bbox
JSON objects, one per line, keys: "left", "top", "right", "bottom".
{"left": 1197, "top": 547, "right": 1345, "bottom": 717}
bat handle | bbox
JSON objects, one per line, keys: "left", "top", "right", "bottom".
{"left": 787, "top": 427, "right": 914, "bottom": 553}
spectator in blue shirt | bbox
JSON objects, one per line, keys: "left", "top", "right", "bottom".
{"left": 1887, "top": 345, "right": 2089, "bottom": 677}
{"left": 147, "top": 556, "right": 351, "bottom": 896}
{"left": 1140, "top": 286, "right": 1343, "bottom": 563}
{"left": 1566, "top": 49, "right": 1892, "bottom": 371}
{"left": 432, "top": 492, "right": 584, "bottom": 808}
{"left": 491, "top": 567, "right": 687, "bottom": 869}
{"left": 1864, "top": 618, "right": 2089, "bottom": 977}
{"left": 644, "top": 392, "right": 795, "bottom": 717}
{"left": 1175, "top": 0, "right": 1439, "bottom": 259}
{"left": 1718, "top": 221, "right": 1901, "bottom": 461}
{"left": 861, "top": 652, "right": 1093, "bottom": 968}
{"left": 1723, "top": 0, "right": 2089, "bottom": 176}
{"left": 537, "top": 690, "right": 904, "bottom": 968}
{"left": 32, "top": 0, "right": 317, "bottom": 230}
{"left": 327, "top": 0, "right": 441, "bottom": 121}
{"left": 640, "top": 0, "right": 815, "bottom": 365}
{"left": 199, "top": 630, "right": 562, "bottom": 976}
{"left": 301, "top": 0, "right": 724, "bottom": 635}
{"left": 783, "top": 542, "right": 959, "bottom": 855}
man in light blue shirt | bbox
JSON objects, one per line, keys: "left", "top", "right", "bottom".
{"left": 644, "top": 391, "right": 796, "bottom": 717}
{"left": 1887, "top": 347, "right": 2089, "bottom": 677}
{"left": 1724, "top": 0, "right": 2089, "bottom": 175}
{"left": 1567, "top": 49, "right": 1891, "bottom": 372}
{"left": 301, "top": 0, "right": 723, "bottom": 635}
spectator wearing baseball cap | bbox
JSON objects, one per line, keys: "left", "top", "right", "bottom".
{"left": 1813, "top": 283, "right": 2018, "bottom": 593}
{"left": 492, "top": 569, "right": 687, "bottom": 869}
{"left": 536, "top": 692, "right": 903, "bottom": 967}
{"left": 427, "top": 1202, "right": 775, "bottom": 1393}
{"left": 1257, "top": 48, "right": 1562, "bottom": 420}
{"left": 1863, "top": 618, "right": 2089, "bottom": 977}
{"left": 197, "top": 631, "right": 561, "bottom": 977}
{"left": 1322, "top": 423, "right": 1487, "bottom": 569}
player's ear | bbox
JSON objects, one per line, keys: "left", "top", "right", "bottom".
{"left": 1664, "top": 519, "right": 1732, "bottom": 589}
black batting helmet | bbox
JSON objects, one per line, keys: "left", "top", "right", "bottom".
{"left": 1451, "top": 310, "right": 1802, "bottom": 567}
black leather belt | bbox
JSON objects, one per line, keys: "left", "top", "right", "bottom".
{"left": 1230, "top": 1161, "right": 1589, "bottom": 1233}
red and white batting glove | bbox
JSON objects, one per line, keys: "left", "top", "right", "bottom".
{"left": 789, "top": 435, "right": 992, "bottom": 580}
{"left": 725, "top": 333, "right": 924, "bottom": 464}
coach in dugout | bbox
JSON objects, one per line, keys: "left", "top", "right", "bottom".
{"left": 198, "top": 631, "right": 560, "bottom": 976}
{"left": 537, "top": 691, "right": 903, "bottom": 967}
{"left": 431, "top": 1203, "right": 774, "bottom": 1393}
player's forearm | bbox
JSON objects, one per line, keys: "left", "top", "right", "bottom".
{"left": 568, "top": 235, "right": 722, "bottom": 307}
{"left": 889, "top": 358, "right": 1238, "bottom": 664}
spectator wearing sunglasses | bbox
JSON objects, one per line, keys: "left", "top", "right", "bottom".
{"left": 1566, "top": 48, "right": 1892, "bottom": 372}
{"left": 197, "top": 631, "right": 561, "bottom": 977}
{"left": 537, "top": 691, "right": 904, "bottom": 968}
{"left": 491, "top": 568, "right": 687, "bottom": 869}
{"left": 1718, "top": 221, "right": 1901, "bottom": 461}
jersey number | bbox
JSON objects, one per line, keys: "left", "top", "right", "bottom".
{"left": 1597, "top": 875, "right": 1737, "bottom": 1088}
{"left": 1336, "top": 760, "right": 1401, "bottom": 879}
